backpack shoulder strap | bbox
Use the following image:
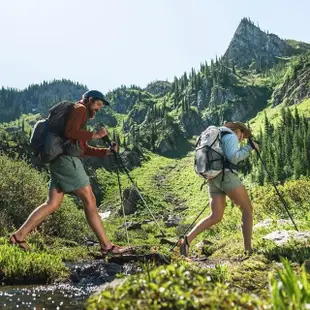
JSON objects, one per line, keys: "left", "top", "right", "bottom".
{"left": 220, "top": 131, "right": 232, "bottom": 137}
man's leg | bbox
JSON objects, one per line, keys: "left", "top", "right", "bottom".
{"left": 73, "top": 185, "right": 128, "bottom": 253}
{"left": 226, "top": 185, "right": 253, "bottom": 252}
{"left": 12, "top": 187, "right": 64, "bottom": 248}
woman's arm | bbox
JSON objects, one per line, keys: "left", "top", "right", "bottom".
{"left": 222, "top": 134, "right": 253, "bottom": 165}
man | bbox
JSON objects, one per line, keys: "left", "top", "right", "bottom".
{"left": 10, "top": 90, "right": 129, "bottom": 256}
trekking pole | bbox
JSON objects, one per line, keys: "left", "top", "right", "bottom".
{"left": 102, "top": 135, "right": 166, "bottom": 237}
{"left": 249, "top": 139, "right": 299, "bottom": 231}
{"left": 170, "top": 204, "right": 209, "bottom": 252}
{"left": 114, "top": 155, "right": 130, "bottom": 246}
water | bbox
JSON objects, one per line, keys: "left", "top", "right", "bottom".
{"left": 0, "top": 260, "right": 141, "bottom": 310}
{"left": 0, "top": 283, "right": 95, "bottom": 309}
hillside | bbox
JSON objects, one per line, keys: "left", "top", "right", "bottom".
{"left": 0, "top": 17, "right": 310, "bottom": 309}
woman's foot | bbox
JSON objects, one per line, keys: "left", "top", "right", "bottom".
{"left": 178, "top": 235, "right": 190, "bottom": 257}
{"left": 9, "top": 234, "right": 31, "bottom": 251}
{"left": 100, "top": 244, "right": 132, "bottom": 257}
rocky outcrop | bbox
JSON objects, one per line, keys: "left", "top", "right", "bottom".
{"left": 179, "top": 109, "right": 205, "bottom": 137}
{"left": 272, "top": 57, "right": 310, "bottom": 106}
{"left": 145, "top": 81, "right": 172, "bottom": 97}
{"left": 121, "top": 188, "right": 140, "bottom": 215}
{"left": 224, "top": 18, "right": 295, "bottom": 70}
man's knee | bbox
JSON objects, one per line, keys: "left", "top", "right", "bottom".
{"left": 83, "top": 193, "right": 96, "bottom": 208}
{"left": 240, "top": 203, "right": 253, "bottom": 214}
{"left": 45, "top": 200, "right": 61, "bottom": 212}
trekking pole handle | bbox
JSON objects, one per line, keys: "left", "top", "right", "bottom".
{"left": 102, "top": 135, "right": 119, "bottom": 154}
{"left": 248, "top": 138, "right": 260, "bottom": 152}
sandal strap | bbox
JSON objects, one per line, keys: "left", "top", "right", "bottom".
{"left": 101, "top": 244, "right": 116, "bottom": 255}
{"left": 12, "top": 234, "right": 29, "bottom": 245}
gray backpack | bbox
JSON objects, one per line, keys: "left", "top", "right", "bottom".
{"left": 30, "top": 101, "right": 83, "bottom": 163}
{"left": 194, "top": 126, "right": 236, "bottom": 179}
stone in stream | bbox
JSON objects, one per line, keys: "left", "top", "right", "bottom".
{"left": 69, "top": 262, "right": 122, "bottom": 285}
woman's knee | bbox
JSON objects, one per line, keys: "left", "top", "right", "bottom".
{"left": 209, "top": 212, "right": 223, "bottom": 224}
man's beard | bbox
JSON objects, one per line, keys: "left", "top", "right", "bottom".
{"left": 88, "top": 108, "right": 98, "bottom": 119}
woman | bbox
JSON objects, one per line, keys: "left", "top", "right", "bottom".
{"left": 179, "top": 121, "right": 259, "bottom": 256}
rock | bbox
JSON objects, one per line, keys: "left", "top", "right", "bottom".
{"left": 119, "top": 221, "right": 142, "bottom": 230}
{"left": 173, "top": 206, "right": 189, "bottom": 212}
{"left": 121, "top": 188, "right": 140, "bottom": 215}
{"left": 179, "top": 109, "right": 205, "bottom": 138}
{"left": 224, "top": 18, "right": 294, "bottom": 70}
{"left": 69, "top": 262, "right": 122, "bottom": 286}
{"left": 254, "top": 219, "right": 273, "bottom": 229}
{"left": 277, "top": 219, "right": 292, "bottom": 226}
{"left": 165, "top": 215, "right": 182, "bottom": 227}
{"left": 272, "top": 61, "right": 310, "bottom": 107}
{"left": 263, "top": 230, "right": 310, "bottom": 246}
{"left": 158, "top": 138, "right": 176, "bottom": 154}
{"left": 94, "top": 278, "right": 126, "bottom": 296}
{"left": 120, "top": 149, "right": 142, "bottom": 170}
{"left": 99, "top": 211, "right": 111, "bottom": 220}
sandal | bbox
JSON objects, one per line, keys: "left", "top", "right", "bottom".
{"left": 179, "top": 235, "right": 190, "bottom": 257}
{"left": 9, "top": 234, "right": 31, "bottom": 251}
{"left": 101, "top": 244, "right": 132, "bottom": 257}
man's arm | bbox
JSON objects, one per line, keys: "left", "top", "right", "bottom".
{"left": 82, "top": 141, "right": 111, "bottom": 157}
{"left": 222, "top": 134, "right": 253, "bottom": 165}
{"left": 65, "top": 104, "right": 93, "bottom": 141}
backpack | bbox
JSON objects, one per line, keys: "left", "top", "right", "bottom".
{"left": 30, "top": 101, "right": 82, "bottom": 163}
{"left": 194, "top": 126, "right": 236, "bottom": 179}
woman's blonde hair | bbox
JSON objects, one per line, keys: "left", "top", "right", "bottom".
{"left": 223, "top": 121, "right": 252, "bottom": 138}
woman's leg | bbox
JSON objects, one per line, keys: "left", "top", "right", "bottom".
{"left": 226, "top": 185, "right": 253, "bottom": 252}
{"left": 11, "top": 187, "right": 64, "bottom": 248}
{"left": 186, "top": 195, "right": 226, "bottom": 244}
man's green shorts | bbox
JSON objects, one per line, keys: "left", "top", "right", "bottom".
{"left": 49, "top": 155, "right": 90, "bottom": 193}
{"left": 208, "top": 171, "right": 242, "bottom": 196}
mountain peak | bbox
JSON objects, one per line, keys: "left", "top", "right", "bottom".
{"left": 224, "top": 18, "right": 294, "bottom": 71}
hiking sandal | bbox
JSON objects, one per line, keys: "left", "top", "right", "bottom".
{"left": 179, "top": 235, "right": 190, "bottom": 257}
{"left": 101, "top": 244, "right": 133, "bottom": 257}
{"left": 9, "top": 234, "right": 32, "bottom": 251}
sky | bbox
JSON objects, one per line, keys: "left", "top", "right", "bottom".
{"left": 0, "top": 0, "right": 309, "bottom": 93}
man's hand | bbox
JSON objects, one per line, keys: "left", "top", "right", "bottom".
{"left": 93, "top": 127, "right": 108, "bottom": 139}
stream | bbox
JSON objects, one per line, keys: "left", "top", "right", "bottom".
{"left": 0, "top": 260, "right": 140, "bottom": 310}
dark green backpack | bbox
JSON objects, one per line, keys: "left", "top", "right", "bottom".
{"left": 30, "top": 101, "right": 83, "bottom": 163}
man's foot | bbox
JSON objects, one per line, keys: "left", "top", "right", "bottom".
{"left": 9, "top": 234, "right": 31, "bottom": 251}
{"left": 178, "top": 235, "right": 190, "bottom": 257}
{"left": 100, "top": 244, "right": 132, "bottom": 257}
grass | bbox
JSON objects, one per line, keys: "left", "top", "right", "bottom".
{"left": 0, "top": 238, "right": 69, "bottom": 284}
{"left": 249, "top": 98, "right": 310, "bottom": 136}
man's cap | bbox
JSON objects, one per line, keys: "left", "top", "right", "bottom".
{"left": 223, "top": 121, "right": 252, "bottom": 138}
{"left": 82, "top": 90, "right": 110, "bottom": 106}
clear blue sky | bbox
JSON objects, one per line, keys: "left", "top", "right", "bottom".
{"left": 0, "top": 0, "right": 309, "bottom": 93}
